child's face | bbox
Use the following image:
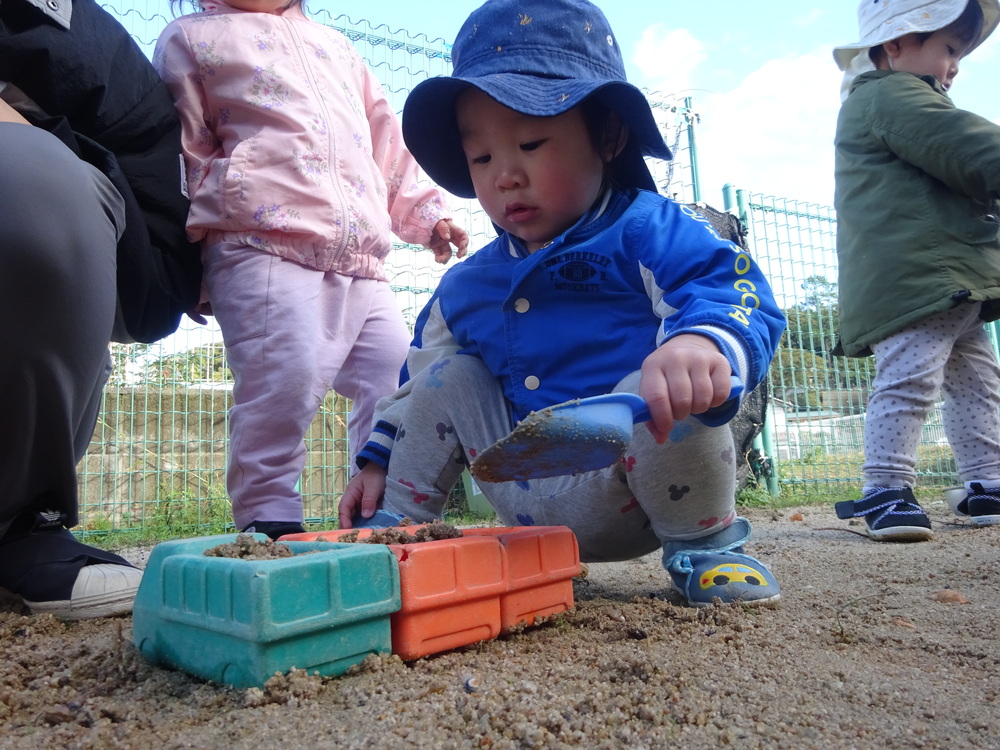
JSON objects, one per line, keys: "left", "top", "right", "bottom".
{"left": 884, "top": 28, "right": 975, "bottom": 91}
{"left": 456, "top": 89, "right": 609, "bottom": 253}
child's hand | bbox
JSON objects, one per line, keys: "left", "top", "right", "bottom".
{"left": 639, "top": 334, "right": 734, "bottom": 442}
{"left": 427, "top": 218, "right": 469, "bottom": 263}
{"left": 338, "top": 463, "right": 388, "bottom": 529}
{"left": 185, "top": 301, "right": 213, "bottom": 326}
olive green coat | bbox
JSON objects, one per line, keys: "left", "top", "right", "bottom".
{"left": 834, "top": 70, "right": 1000, "bottom": 357}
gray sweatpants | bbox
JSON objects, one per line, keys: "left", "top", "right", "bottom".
{"left": 0, "top": 124, "right": 125, "bottom": 538}
{"left": 864, "top": 302, "right": 1000, "bottom": 489}
{"left": 380, "top": 355, "right": 738, "bottom": 562}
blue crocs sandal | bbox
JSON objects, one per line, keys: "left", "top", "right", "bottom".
{"left": 835, "top": 487, "right": 932, "bottom": 542}
{"left": 662, "top": 517, "right": 780, "bottom": 607}
{"left": 953, "top": 483, "right": 1000, "bottom": 526}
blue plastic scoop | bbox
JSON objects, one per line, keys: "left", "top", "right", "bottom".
{"left": 470, "top": 376, "right": 743, "bottom": 482}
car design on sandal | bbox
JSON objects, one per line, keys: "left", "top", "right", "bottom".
{"left": 699, "top": 562, "right": 769, "bottom": 590}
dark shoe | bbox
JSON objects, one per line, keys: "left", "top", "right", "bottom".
{"left": 25, "top": 563, "right": 142, "bottom": 620}
{"left": 835, "top": 487, "right": 932, "bottom": 542}
{"left": 0, "top": 511, "right": 141, "bottom": 620}
{"left": 954, "top": 483, "right": 1000, "bottom": 526}
{"left": 662, "top": 517, "right": 780, "bottom": 607}
{"left": 240, "top": 520, "right": 306, "bottom": 540}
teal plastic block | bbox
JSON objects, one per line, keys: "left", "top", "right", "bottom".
{"left": 133, "top": 534, "right": 400, "bottom": 688}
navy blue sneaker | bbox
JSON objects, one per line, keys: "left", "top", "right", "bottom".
{"left": 662, "top": 517, "right": 780, "bottom": 607}
{"left": 953, "top": 483, "right": 1000, "bottom": 526}
{"left": 835, "top": 487, "right": 932, "bottom": 542}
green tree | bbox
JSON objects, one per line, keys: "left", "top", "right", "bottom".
{"left": 107, "top": 342, "right": 154, "bottom": 385}
{"left": 798, "top": 275, "right": 838, "bottom": 311}
{"left": 783, "top": 275, "right": 839, "bottom": 355}
{"left": 775, "top": 274, "right": 875, "bottom": 401}
{"left": 770, "top": 347, "right": 829, "bottom": 408}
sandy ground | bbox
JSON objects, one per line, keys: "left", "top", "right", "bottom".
{"left": 2, "top": 501, "right": 999, "bottom": 750}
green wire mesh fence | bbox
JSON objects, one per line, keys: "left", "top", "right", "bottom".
{"left": 730, "top": 190, "right": 961, "bottom": 501}
{"left": 77, "top": 1, "right": 971, "bottom": 535}
{"left": 79, "top": 1, "right": 699, "bottom": 534}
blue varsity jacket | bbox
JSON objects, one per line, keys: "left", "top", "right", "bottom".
{"left": 359, "top": 188, "right": 785, "bottom": 469}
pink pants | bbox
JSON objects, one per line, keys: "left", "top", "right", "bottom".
{"left": 205, "top": 242, "right": 409, "bottom": 528}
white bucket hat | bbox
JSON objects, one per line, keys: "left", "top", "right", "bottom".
{"left": 833, "top": 0, "right": 1000, "bottom": 70}
{"left": 833, "top": 0, "right": 1000, "bottom": 99}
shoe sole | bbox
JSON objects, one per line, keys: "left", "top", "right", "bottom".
{"left": 971, "top": 514, "right": 1000, "bottom": 526}
{"left": 947, "top": 508, "right": 1000, "bottom": 526}
{"left": 671, "top": 580, "right": 782, "bottom": 608}
{"left": 680, "top": 589, "right": 782, "bottom": 608}
{"left": 867, "top": 525, "right": 933, "bottom": 542}
{"left": 24, "top": 588, "right": 138, "bottom": 620}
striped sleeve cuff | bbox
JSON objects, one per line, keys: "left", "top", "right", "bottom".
{"left": 356, "top": 420, "right": 397, "bottom": 470}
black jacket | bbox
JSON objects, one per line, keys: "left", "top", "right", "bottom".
{"left": 0, "top": 0, "right": 201, "bottom": 343}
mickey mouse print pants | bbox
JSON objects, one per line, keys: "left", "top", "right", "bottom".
{"left": 379, "top": 355, "right": 739, "bottom": 562}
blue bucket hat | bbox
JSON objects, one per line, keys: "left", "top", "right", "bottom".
{"left": 402, "top": 0, "right": 671, "bottom": 199}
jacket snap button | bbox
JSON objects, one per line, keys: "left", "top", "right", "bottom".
{"left": 514, "top": 298, "right": 530, "bottom": 313}
{"left": 47, "top": 0, "right": 59, "bottom": 9}
{"left": 524, "top": 376, "right": 540, "bottom": 390}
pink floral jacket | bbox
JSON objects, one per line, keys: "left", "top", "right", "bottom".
{"left": 153, "top": 1, "right": 451, "bottom": 280}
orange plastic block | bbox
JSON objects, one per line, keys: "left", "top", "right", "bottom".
{"left": 285, "top": 526, "right": 580, "bottom": 660}
{"left": 463, "top": 526, "right": 579, "bottom": 630}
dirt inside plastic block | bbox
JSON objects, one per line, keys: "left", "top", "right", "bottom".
{"left": 339, "top": 520, "right": 463, "bottom": 545}
{"left": 203, "top": 533, "right": 296, "bottom": 560}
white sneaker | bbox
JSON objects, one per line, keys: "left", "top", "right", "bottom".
{"left": 24, "top": 564, "right": 143, "bottom": 620}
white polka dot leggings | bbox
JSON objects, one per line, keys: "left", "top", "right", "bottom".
{"left": 864, "top": 302, "right": 1000, "bottom": 489}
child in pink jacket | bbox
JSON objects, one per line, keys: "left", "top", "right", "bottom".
{"left": 154, "top": 0, "right": 468, "bottom": 539}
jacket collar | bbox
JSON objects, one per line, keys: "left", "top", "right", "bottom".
{"left": 503, "top": 187, "right": 631, "bottom": 258}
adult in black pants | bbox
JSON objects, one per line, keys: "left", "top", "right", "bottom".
{"left": 0, "top": 0, "right": 201, "bottom": 618}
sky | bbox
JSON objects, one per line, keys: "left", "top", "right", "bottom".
{"left": 313, "top": 0, "right": 1000, "bottom": 208}
{"left": 133, "top": 0, "right": 999, "bottom": 355}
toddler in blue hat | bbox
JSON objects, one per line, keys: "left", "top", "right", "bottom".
{"left": 339, "top": 0, "right": 787, "bottom": 607}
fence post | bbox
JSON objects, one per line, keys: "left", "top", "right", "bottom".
{"left": 684, "top": 96, "right": 701, "bottom": 203}
{"left": 724, "top": 185, "right": 780, "bottom": 497}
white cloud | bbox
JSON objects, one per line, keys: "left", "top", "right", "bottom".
{"left": 791, "top": 9, "right": 824, "bottom": 29}
{"left": 628, "top": 15, "right": 999, "bottom": 208}
{"left": 628, "top": 24, "right": 843, "bottom": 207}
{"left": 683, "top": 46, "right": 843, "bottom": 207}
{"left": 953, "top": 32, "right": 1000, "bottom": 121}
{"left": 632, "top": 24, "right": 706, "bottom": 96}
